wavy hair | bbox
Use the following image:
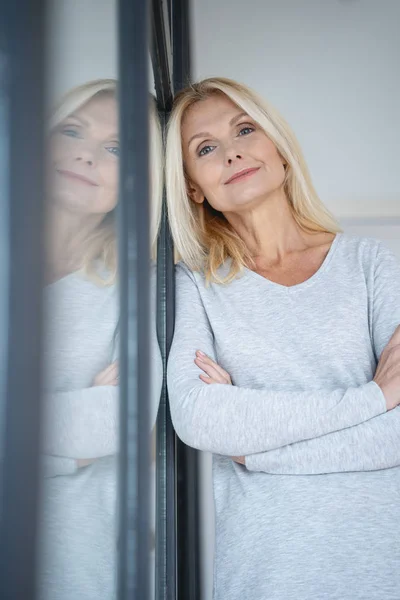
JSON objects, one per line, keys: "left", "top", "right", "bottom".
{"left": 166, "top": 77, "right": 341, "bottom": 284}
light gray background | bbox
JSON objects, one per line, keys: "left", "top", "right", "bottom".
{"left": 190, "top": 1, "right": 400, "bottom": 597}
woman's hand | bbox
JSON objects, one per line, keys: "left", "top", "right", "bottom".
{"left": 76, "top": 458, "right": 96, "bottom": 468}
{"left": 374, "top": 325, "right": 400, "bottom": 410}
{"left": 195, "top": 351, "right": 243, "bottom": 463}
{"left": 194, "top": 351, "right": 232, "bottom": 385}
{"left": 232, "top": 456, "right": 245, "bottom": 465}
{"left": 92, "top": 361, "right": 119, "bottom": 387}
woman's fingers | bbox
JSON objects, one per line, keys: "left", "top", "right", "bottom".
{"left": 105, "top": 361, "right": 119, "bottom": 376}
{"left": 196, "top": 352, "right": 231, "bottom": 382}
{"left": 92, "top": 361, "right": 119, "bottom": 387}
{"left": 194, "top": 352, "right": 232, "bottom": 384}
{"left": 108, "top": 363, "right": 119, "bottom": 379}
{"left": 195, "top": 357, "right": 226, "bottom": 382}
{"left": 199, "top": 374, "right": 213, "bottom": 384}
{"left": 196, "top": 351, "right": 230, "bottom": 379}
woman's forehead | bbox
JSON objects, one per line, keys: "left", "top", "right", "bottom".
{"left": 182, "top": 95, "right": 246, "bottom": 142}
{"left": 185, "top": 94, "right": 241, "bottom": 122}
{"left": 73, "top": 94, "right": 118, "bottom": 131}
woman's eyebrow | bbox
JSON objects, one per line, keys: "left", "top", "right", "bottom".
{"left": 187, "top": 111, "right": 249, "bottom": 148}
{"left": 187, "top": 131, "right": 212, "bottom": 148}
{"left": 229, "top": 111, "right": 248, "bottom": 126}
{"left": 66, "top": 114, "right": 89, "bottom": 126}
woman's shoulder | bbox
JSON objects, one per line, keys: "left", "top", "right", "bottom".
{"left": 337, "top": 232, "right": 399, "bottom": 271}
{"left": 50, "top": 265, "right": 118, "bottom": 304}
{"left": 175, "top": 260, "right": 205, "bottom": 281}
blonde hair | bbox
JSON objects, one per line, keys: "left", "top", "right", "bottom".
{"left": 166, "top": 77, "right": 341, "bottom": 284}
{"left": 49, "top": 79, "right": 163, "bottom": 285}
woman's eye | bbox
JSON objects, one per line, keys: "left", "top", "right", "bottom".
{"left": 61, "top": 127, "right": 80, "bottom": 138}
{"left": 238, "top": 126, "right": 255, "bottom": 136}
{"left": 106, "top": 146, "right": 120, "bottom": 157}
{"left": 198, "top": 145, "right": 215, "bottom": 157}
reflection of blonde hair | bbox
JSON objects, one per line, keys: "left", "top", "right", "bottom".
{"left": 50, "top": 79, "right": 163, "bottom": 285}
{"left": 166, "top": 77, "right": 341, "bottom": 284}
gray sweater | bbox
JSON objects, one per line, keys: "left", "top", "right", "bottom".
{"left": 38, "top": 267, "right": 162, "bottom": 600}
{"left": 167, "top": 233, "right": 400, "bottom": 600}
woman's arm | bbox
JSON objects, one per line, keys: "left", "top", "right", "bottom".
{"left": 196, "top": 341, "right": 400, "bottom": 473}
{"left": 42, "top": 385, "right": 118, "bottom": 459}
{"left": 42, "top": 279, "right": 161, "bottom": 461}
{"left": 245, "top": 407, "right": 400, "bottom": 474}
{"left": 41, "top": 455, "right": 78, "bottom": 478}
{"left": 244, "top": 241, "right": 400, "bottom": 474}
{"left": 167, "top": 264, "right": 387, "bottom": 456}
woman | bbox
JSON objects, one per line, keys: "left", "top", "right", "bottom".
{"left": 166, "top": 77, "right": 400, "bottom": 600}
{"left": 39, "top": 79, "right": 163, "bottom": 600}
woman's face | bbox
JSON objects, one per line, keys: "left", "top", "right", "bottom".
{"left": 48, "top": 93, "right": 119, "bottom": 215}
{"left": 182, "top": 93, "right": 286, "bottom": 214}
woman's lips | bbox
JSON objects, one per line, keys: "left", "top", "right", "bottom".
{"left": 57, "top": 169, "right": 99, "bottom": 186}
{"left": 225, "top": 167, "right": 260, "bottom": 184}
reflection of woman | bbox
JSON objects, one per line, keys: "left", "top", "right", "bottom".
{"left": 166, "top": 78, "right": 400, "bottom": 600}
{"left": 39, "top": 80, "right": 162, "bottom": 600}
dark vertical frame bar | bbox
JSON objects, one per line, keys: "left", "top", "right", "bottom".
{"left": 117, "top": 0, "right": 151, "bottom": 598}
{"left": 0, "top": 2, "right": 46, "bottom": 599}
{"left": 151, "top": 0, "right": 173, "bottom": 113}
{"left": 171, "top": 2, "right": 201, "bottom": 598}
{"left": 151, "top": 2, "right": 176, "bottom": 598}
{"left": 155, "top": 184, "right": 177, "bottom": 600}
{"left": 152, "top": 0, "right": 200, "bottom": 598}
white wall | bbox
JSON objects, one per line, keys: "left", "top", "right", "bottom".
{"left": 46, "top": 0, "right": 155, "bottom": 103}
{"left": 191, "top": 0, "right": 400, "bottom": 219}
{"left": 190, "top": 2, "right": 400, "bottom": 598}
{"left": 46, "top": 0, "right": 117, "bottom": 102}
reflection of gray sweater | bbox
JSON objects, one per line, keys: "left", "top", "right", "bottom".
{"left": 168, "top": 233, "right": 400, "bottom": 600}
{"left": 38, "top": 268, "right": 162, "bottom": 600}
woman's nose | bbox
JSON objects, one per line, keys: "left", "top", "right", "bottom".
{"left": 225, "top": 145, "right": 243, "bottom": 165}
{"left": 74, "top": 148, "right": 96, "bottom": 166}
{"left": 227, "top": 153, "right": 243, "bottom": 165}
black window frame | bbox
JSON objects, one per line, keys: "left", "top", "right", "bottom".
{"left": 152, "top": 1, "right": 201, "bottom": 598}
{"left": 0, "top": 1, "right": 199, "bottom": 598}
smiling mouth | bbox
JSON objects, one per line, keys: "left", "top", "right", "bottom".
{"left": 57, "top": 169, "right": 99, "bottom": 186}
{"left": 225, "top": 168, "right": 260, "bottom": 184}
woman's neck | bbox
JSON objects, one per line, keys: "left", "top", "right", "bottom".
{"left": 45, "top": 205, "right": 104, "bottom": 283}
{"left": 224, "top": 190, "right": 311, "bottom": 267}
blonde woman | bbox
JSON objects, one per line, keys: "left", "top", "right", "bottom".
{"left": 166, "top": 77, "right": 400, "bottom": 600}
{"left": 39, "top": 80, "right": 162, "bottom": 600}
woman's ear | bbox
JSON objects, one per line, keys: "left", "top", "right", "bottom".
{"left": 186, "top": 180, "right": 204, "bottom": 205}
{"left": 279, "top": 153, "right": 287, "bottom": 169}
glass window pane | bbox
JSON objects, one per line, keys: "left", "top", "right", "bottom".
{"left": 39, "top": 3, "right": 120, "bottom": 599}
{"left": 38, "top": 2, "right": 161, "bottom": 599}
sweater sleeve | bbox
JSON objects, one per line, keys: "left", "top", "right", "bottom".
{"left": 41, "top": 267, "right": 161, "bottom": 460}
{"left": 41, "top": 386, "right": 119, "bottom": 459}
{"left": 41, "top": 455, "right": 78, "bottom": 478}
{"left": 110, "top": 262, "right": 162, "bottom": 432}
{"left": 167, "top": 264, "right": 387, "bottom": 456}
{"left": 246, "top": 241, "right": 400, "bottom": 474}
{"left": 245, "top": 408, "right": 400, "bottom": 474}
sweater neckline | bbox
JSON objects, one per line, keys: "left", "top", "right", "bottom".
{"left": 242, "top": 233, "right": 342, "bottom": 292}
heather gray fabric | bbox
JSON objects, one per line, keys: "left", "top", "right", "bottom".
{"left": 167, "top": 233, "right": 400, "bottom": 600}
{"left": 38, "top": 266, "right": 162, "bottom": 600}
{"left": 38, "top": 270, "right": 119, "bottom": 600}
